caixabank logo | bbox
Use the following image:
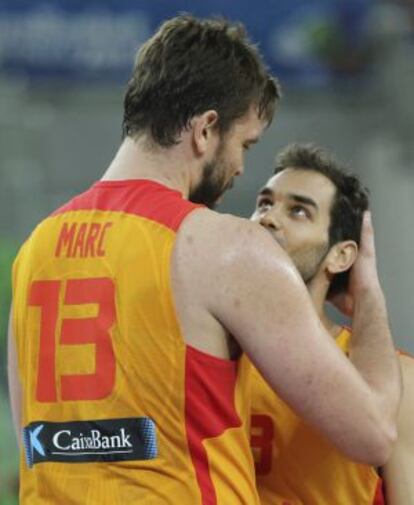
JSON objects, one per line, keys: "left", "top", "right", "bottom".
{"left": 23, "top": 418, "right": 158, "bottom": 468}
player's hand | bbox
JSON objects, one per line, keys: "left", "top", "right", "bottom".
{"left": 330, "top": 211, "right": 383, "bottom": 317}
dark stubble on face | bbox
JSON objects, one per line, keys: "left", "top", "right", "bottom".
{"left": 189, "top": 146, "right": 232, "bottom": 209}
{"left": 299, "top": 243, "right": 331, "bottom": 285}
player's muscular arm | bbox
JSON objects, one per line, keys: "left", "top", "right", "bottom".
{"left": 382, "top": 355, "right": 414, "bottom": 505}
{"left": 175, "top": 210, "right": 399, "bottom": 466}
{"left": 345, "top": 213, "right": 402, "bottom": 449}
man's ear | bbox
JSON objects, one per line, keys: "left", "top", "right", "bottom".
{"left": 191, "top": 110, "right": 219, "bottom": 156}
{"left": 325, "top": 241, "right": 358, "bottom": 275}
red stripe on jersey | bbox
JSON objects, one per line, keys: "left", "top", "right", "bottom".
{"left": 184, "top": 345, "right": 242, "bottom": 505}
{"left": 52, "top": 180, "right": 202, "bottom": 232}
{"left": 373, "top": 478, "right": 385, "bottom": 505}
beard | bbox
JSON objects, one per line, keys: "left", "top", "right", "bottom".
{"left": 189, "top": 146, "right": 233, "bottom": 209}
{"left": 291, "top": 243, "right": 330, "bottom": 284}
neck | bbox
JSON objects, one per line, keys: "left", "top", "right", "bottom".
{"left": 102, "top": 136, "right": 198, "bottom": 198}
{"left": 307, "top": 277, "right": 343, "bottom": 339}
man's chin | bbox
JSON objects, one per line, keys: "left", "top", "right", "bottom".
{"left": 189, "top": 180, "right": 232, "bottom": 209}
{"left": 208, "top": 186, "right": 232, "bottom": 209}
{"left": 189, "top": 194, "right": 219, "bottom": 210}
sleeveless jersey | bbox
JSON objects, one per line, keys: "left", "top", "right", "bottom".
{"left": 12, "top": 179, "right": 258, "bottom": 505}
{"left": 250, "top": 328, "right": 385, "bottom": 505}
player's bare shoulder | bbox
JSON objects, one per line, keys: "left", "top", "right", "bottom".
{"left": 175, "top": 207, "right": 293, "bottom": 279}
{"left": 172, "top": 206, "right": 300, "bottom": 318}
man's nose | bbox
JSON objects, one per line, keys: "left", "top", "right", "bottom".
{"left": 259, "top": 210, "right": 280, "bottom": 231}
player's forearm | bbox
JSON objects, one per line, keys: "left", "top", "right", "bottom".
{"left": 383, "top": 450, "right": 414, "bottom": 505}
{"left": 349, "top": 287, "right": 402, "bottom": 432}
{"left": 382, "top": 354, "right": 414, "bottom": 505}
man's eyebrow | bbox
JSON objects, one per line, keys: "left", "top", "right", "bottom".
{"left": 287, "top": 193, "right": 318, "bottom": 210}
{"left": 257, "top": 187, "right": 273, "bottom": 197}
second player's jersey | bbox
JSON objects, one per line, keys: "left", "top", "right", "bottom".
{"left": 12, "top": 179, "right": 258, "bottom": 505}
{"left": 250, "top": 328, "right": 385, "bottom": 505}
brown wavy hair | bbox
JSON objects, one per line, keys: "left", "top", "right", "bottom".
{"left": 123, "top": 15, "right": 280, "bottom": 147}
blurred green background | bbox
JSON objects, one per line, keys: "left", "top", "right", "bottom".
{"left": 0, "top": 242, "right": 18, "bottom": 504}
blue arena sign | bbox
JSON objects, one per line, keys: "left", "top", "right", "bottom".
{"left": 0, "top": 0, "right": 374, "bottom": 85}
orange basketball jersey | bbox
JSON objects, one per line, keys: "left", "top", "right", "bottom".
{"left": 12, "top": 180, "right": 258, "bottom": 505}
{"left": 250, "top": 328, "right": 385, "bottom": 505}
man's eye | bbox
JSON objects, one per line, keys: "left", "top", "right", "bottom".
{"left": 290, "top": 205, "right": 310, "bottom": 218}
{"left": 257, "top": 198, "right": 272, "bottom": 210}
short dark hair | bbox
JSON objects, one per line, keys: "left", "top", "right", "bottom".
{"left": 274, "top": 143, "right": 369, "bottom": 297}
{"left": 123, "top": 15, "right": 280, "bottom": 147}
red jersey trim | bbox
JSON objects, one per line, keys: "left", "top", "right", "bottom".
{"left": 184, "top": 345, "right": 242, "bottom": 505}
{"left": 186, "top": 344, "right": 239, "bottom": 368}
{"left": 52, "top": 179, "right": 203, "bottom": 232}
{"left": 373, "top": 477, "right": 385, "bottom": 505}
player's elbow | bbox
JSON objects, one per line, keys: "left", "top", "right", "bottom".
{"left": 371, "top": 421, "right": 398, "bottom": 466}
{"left": 352, "top": 420, "right": 397, "bottom": 467}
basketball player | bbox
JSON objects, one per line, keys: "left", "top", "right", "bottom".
{"left": 8, "top": 16, "right": 401, "bottom": 505}
{"left": 250, "top": 143, "right": 414, "bottom": 505}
